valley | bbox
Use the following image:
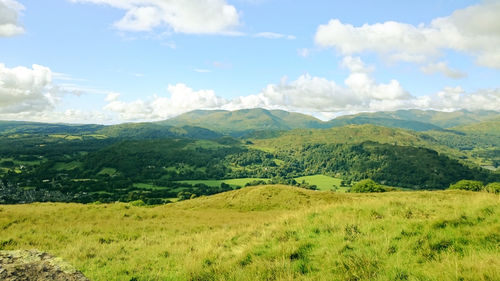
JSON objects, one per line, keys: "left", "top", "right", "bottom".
{"left": 1, "top": 109, "right": 500, "bottom": 204}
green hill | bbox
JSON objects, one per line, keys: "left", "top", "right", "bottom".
{"left": 96, "top": 123, "right": 223, "bottom": 140}
{"left": 328, "top": 116, "right": 442, "bottom": 131}
{"left": 159, "top": 108, "right": 328, "bottom": 136}
{"left": 0, "top": 120, "right": 103, "bottom": 135}
{"left": 423, "top": 121, "right": 500, "bottom": 168}
{"left": 250, "top": 124, "right": 448, "bottom": 151}
{"left": 176, "top": 185, "right": 343, "bottom": 211}
{"left": 331, "top": 109, "right": 500, "bottom": 129}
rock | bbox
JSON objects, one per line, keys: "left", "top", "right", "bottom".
{"left": 0, "top": 250, "right": 89, "bottom": 281}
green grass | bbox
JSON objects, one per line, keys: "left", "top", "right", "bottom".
{"left": 132, "top": 183, "right": 185, "bottom": 191}
{"left": 97, "top": 167, "right": 117, "bottom": 176}
{"left": 294, "top": 175, "right": 343, "bottom": 191}
{"left": 53, "top": 161, "right": 82, "bottom": 171}
{"left": 0, "top": 186, "right": 499, "bottom": 281}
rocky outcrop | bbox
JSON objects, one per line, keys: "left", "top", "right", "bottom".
{"left": 0, "top": 250, "right": 89, "bottom": 281}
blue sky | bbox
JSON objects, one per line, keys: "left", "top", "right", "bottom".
{"left": 0, "top": 0, "right": 499, "bottom": 123}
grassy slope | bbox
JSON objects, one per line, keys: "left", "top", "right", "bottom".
{"left": 250, "top": 125, "right": 461, "bottom": 156}
{"left": 1, "top": 185, "right": 499, "bottom": 281}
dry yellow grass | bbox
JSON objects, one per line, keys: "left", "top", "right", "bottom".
{"left": 1, "top": 185, "right": 499, "bottom": 280}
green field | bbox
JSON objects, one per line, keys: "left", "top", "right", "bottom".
{"left": 294, "top": 175, "right": 344, "bottom": 191}
{"left": 180, "top": 175, "right": 346, "bottom": 191}
{"left": 1, "top": 185, "right": 498, "bottom": 281}
{"left": 179, "top": 178, "right": 268, "bottom": 188}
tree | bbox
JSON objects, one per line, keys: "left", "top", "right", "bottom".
{"left": 351, "top": 179, "right": 386, "bottom": 193}
{"left": 448, "top": 180, "right": 484, "bottom": 191}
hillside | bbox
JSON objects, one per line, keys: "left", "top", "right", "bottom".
{"left": 250, "top": 124, "right": 451, "bottom": 152}
{"left": 0, "top": 121, "right": 104, "bottom": 136}
{"left": 424, "top": 121, "right": 500, "bottom": 168}
{"left": 331, "top": 109, "right": 500, "bottom": 129}
{"left": 328, "top": 116, "right": 442, "bottom": 131}
{"left": 1, "top": 186, "right": 498, "bottom": 280}
{"left": 159, "top": 108, "right": 328, "bottom": 136}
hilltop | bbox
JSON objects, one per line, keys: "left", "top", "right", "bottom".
{"left": 159, "top": 108, "right": 328, "bottom": 136}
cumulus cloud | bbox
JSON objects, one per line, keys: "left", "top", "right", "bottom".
{"left": 420, "top": 62, "right": 467, "bottom": 79}
{"left": 103, "top": 56, "right": 413, "bottom": 120}
{"left": 70, "top": 0, "right": 240, "bottom": 34}
{"left": 104, "top": 83, "right": 227, "bottom": 120}
{"left": 315, "top": 1, "right": 500, "bottom": 69}
{"left": 0, "top": 63, "right": 117, "bottom": 124}
{"left": 0, "top": 0, "right": 24, "bottom": 36}
{"left": 102, "top": 55, "right": 500, "bottom": 121}
{"left": 0, "top": 63, "right": 59, "bottom": 114}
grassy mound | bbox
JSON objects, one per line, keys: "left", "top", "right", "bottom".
{"left": 175, "top": 185, "right": 344, "bottom": 211}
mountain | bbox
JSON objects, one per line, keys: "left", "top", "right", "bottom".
{"left": 159, "top": 108, "right": 328, "bottom": 136}
{"left": 160, "top": 109, "right": 500, "bottom": 135}
{"left": 331, "top": 109, "right": 500, "bottom": 129}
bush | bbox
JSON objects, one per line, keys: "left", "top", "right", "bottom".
{"left": 485, "top": 182, "right": 500, "bottom": 194}
{"left": 351, "top": 179, "right": 386, "bottom": 193}
{"left": 130, "top": 200, "right": 146, "bottom": 206}
{"left": 449, "top": 180, "right": 484, "bottom": 192}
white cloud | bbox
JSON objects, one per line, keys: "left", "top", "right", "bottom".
{"left": 254, "top": 32, "right": 296, "bottom": 40}
{"left": 0, "top": 0, "right": 24, "bottom": 37}
{"left": 102, "top": 55, "right": 500, "bottom": 122}
{"left": 104, "top": 83, "right": 227, "bottom": 120}
{"left": 341, "top": 56, "right": 374, "bottom": 73}
{"left": 70, "top": 0, "right": 241, "bottom": 34}
{"left": 420, "top": 62, "right": 467, "bottom": 79}
{"left": 103, "top": 57, "right": 413, "bottom": 119}
{"left": 0, "top": 63, "right": 119, "bottom": 124}
{"left": 0, "top": 63, "right": 58, "bottom": 113}
{"left": 315, "top": 1, "right": 500, "bottom": 69}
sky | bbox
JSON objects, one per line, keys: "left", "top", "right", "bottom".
{"left": 0, "top": 0, "right": 499, "bottom": 124}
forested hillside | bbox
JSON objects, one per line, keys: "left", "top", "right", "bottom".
{"left": 1, "top": 109, "right": 499, "bottom": 204}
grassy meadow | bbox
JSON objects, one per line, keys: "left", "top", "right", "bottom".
{"left": 178, "top": 175, "right": 343, "bottom": 191}
{"left": 0, "top": 185, "right": 499, "bottom": 281}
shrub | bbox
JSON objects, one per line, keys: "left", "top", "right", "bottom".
{"left": 351, "top": 179, "right": 386, "bottom": 193}
{"left": 485, "top": 182, "right": 500, "bottom": 194}
{"left": 130, "top": 200, "right": 146, "bottom": 206}
{"left": 448, "top": 180, "right": 484, "bottom": 192}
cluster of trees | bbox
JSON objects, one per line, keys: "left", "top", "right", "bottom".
{"left": 448, "top": 180, "right": 500, "bottom": 193}
{"left": 350, "top": 179, "right": 387, "bottom": 193}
